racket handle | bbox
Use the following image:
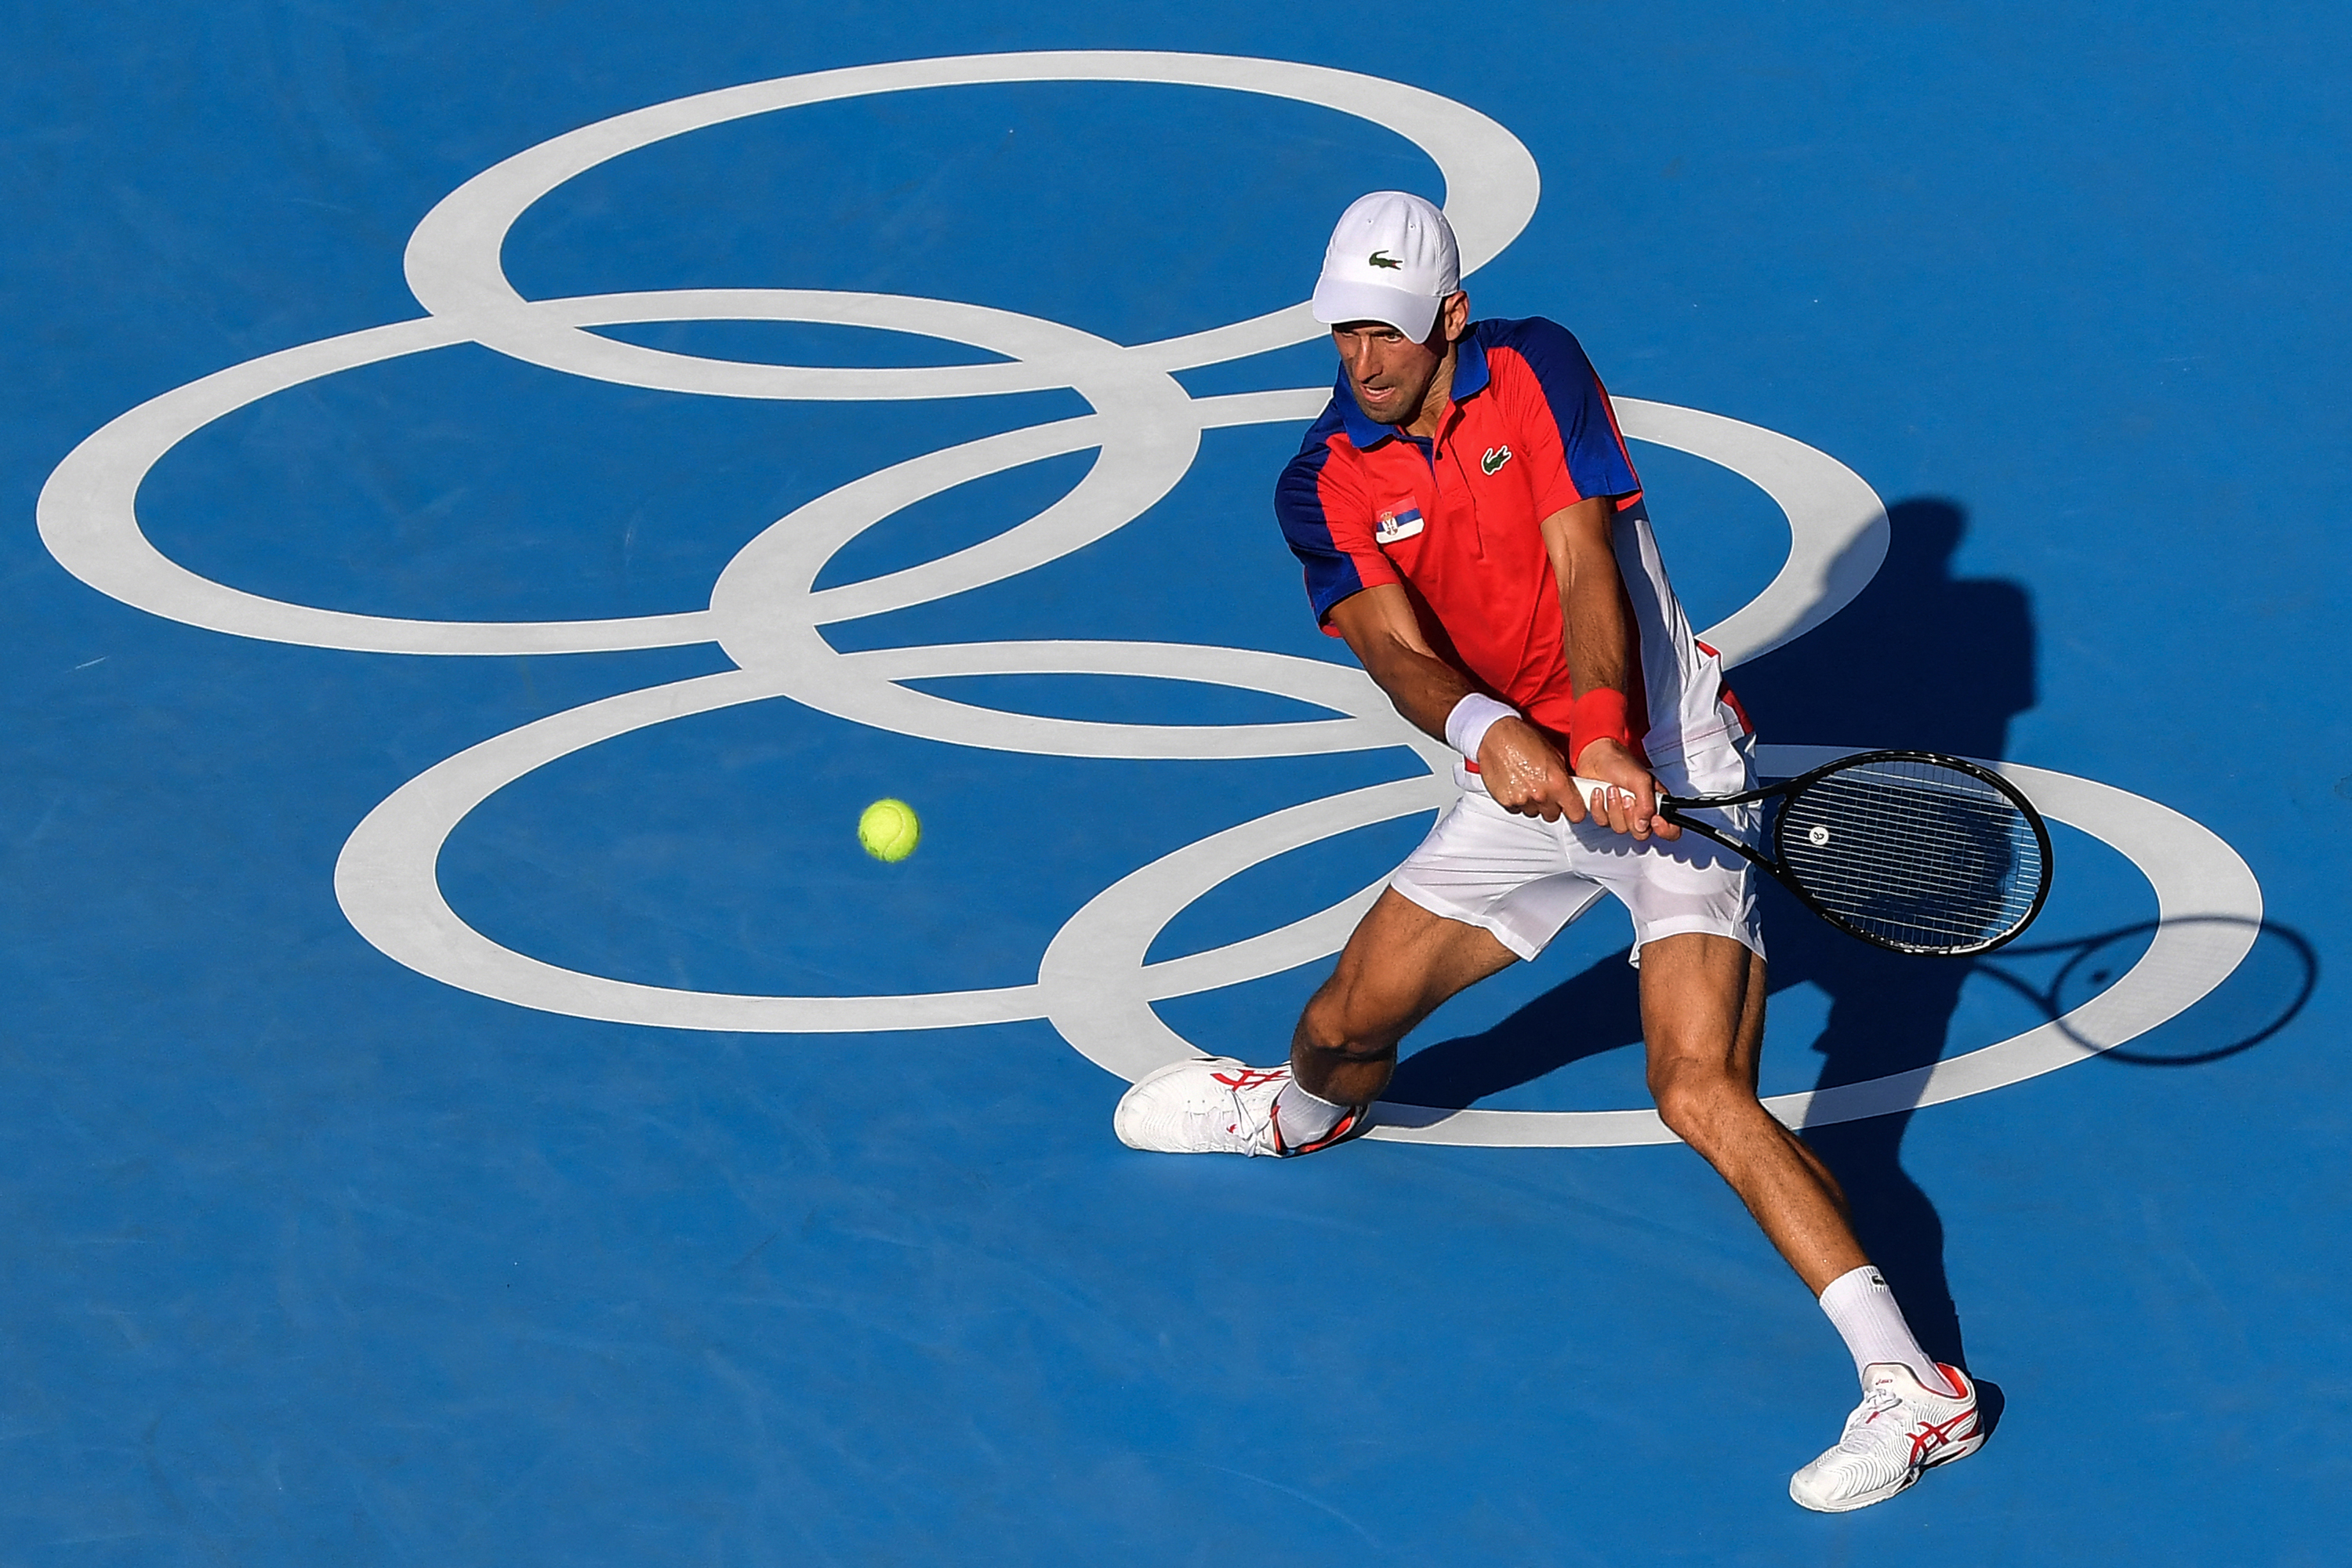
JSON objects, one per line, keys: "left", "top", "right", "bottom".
{"left": 1567, "top": 776, "right": 1675, "bottom": 813}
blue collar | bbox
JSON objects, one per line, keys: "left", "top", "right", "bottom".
{"left": 1334, "top": 368, "right": 1395, "bottom": 448}
{"left": 1452, "top": 329, "right": 1493, "bottom": 399}
{"left": 1332, "top": 328, "right": 1492, "bottom": 448}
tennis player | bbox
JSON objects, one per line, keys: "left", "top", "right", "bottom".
{"left": 1114, "top": 192, "right": 1986, "bottom": 1512}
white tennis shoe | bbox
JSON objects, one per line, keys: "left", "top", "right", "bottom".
{"left": 1790, "top": 1361, "right": 1985, "bottom": 1512}
{"left": 1114, "top": 1057, "right": 1345, "bottom": 1156}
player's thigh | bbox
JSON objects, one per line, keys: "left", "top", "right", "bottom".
{"left": 1312, "top": 887, "right": 1519, "bottom": 1047}
{"left": 1637, "top": 931, "right": 1768, "bottom": 1093}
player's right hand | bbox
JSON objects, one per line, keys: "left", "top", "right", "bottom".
{"left": 1569, "top": 736, "right": 1676, "bottom": 840}
{"left": 1475, "top": 717, "right": 1584, "bottom": 822}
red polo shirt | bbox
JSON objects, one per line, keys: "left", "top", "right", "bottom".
{"left": 1277, "top": 315, "right": 1679, "bottom": 764}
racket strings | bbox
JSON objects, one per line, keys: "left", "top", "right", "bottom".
{"left": 1784, "top": 788, "right": 2042, "bottom": 938}
{"left": 1774, "top": 758, "right": 2045, "bottom": 952}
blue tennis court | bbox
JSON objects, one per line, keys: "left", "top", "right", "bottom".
{"left": 5, "top": 3, "right": 2346, "bottom": 1561}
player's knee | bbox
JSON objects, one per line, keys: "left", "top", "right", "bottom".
{"left": 1297, "top": 982, "right": 1399, "bottom": 1066}
{"left": 1647, "top": 1060, "right": 1747, "bottom": 1144}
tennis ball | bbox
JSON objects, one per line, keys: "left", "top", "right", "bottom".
{"left": 858, "top": 797, "right": 920, "bottom": 862}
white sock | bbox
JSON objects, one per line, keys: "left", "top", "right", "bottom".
{"left": 1272, "top": 1076, "right": 1352, "bottom": 1151}
{"left": 1817, "top": 1265, "right": 1952, "bottom": 1395}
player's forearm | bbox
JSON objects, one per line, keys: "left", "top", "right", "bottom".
{"left": 1545, "top": 499, "right": 1641, "bottom": 770}
{"left": 1556, "top": 539, "right": 1633, "bottom": 699}
{"left": 1561, "top": 583, "right": 1642, "bottom": 770}
{"left": 1324, "top": 584, "right": 1481, "bottom": 744}
{"left": 1356, "top": 632, "right": 1477, "bottom": 742}
{"left": 1328, "top": 583, "right": 1581, "bottom": 818}
{"left": 1563, "top": 582, "right": 1636, "bottom": 704}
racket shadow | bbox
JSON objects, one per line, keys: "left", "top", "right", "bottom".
{"left": 1974, "top": 914, "right": 2318, "bottom": 1068}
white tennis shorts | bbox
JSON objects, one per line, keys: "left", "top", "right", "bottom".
{"left": 1390, "top": 731, "right": 1766, "bottom": 966}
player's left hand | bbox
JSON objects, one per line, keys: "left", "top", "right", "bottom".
{"left": 1569, "top": 738, "right": 1680, "bottom": 840}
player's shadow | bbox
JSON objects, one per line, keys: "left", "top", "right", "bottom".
{"left": 1388, "top": 499, "right": 2030, "bottom": 1379}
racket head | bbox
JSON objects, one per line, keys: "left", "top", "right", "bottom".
{"left": 1767, "top": 750, "right": 2054, "bottom": 956}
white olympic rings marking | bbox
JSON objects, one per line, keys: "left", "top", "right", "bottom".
{"left": 34, "top": 52, "right": 2263, "bottom": 1148}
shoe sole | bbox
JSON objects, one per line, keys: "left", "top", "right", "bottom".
{"left": 1789, "top": 1428, "right": 1986, "bottom": 1514}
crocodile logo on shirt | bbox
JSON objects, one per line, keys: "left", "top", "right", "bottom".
{"left": 1481, "top": 445, "right": 1513, "bottom": 475}
{"left": 1367, "top": 249, "right": 1403, "bottom": 270}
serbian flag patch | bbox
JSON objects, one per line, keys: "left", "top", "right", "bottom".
{"left": 1374, "top": 507, "right": 1425, "bottom": 546}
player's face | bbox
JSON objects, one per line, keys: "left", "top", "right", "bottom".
{"left": 1330, "top": 292, "right": 1468, "bottom": 428}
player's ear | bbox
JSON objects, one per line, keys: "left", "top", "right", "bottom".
{"left": 1442, "top": 290, "right": 1470, "bottom": 342}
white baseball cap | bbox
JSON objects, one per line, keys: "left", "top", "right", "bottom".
{"left": 1310, "top": 191, "right": 1461, "bottom": 341}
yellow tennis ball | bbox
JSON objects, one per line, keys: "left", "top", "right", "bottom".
{"left": 858, "top": 797, "right": 920, "bottom": 862}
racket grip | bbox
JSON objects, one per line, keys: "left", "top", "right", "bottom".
{"left": 1568, "top": 776, "right": 1674, "bottom": 813}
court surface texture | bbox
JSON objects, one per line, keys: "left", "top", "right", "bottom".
{"left": 5, "top": 4, "right": 2348, "bottom": 1563}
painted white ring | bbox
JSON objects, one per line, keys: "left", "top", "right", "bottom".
{"left": 401, "top": 50, "right": 1541, "bottom": 393}
{"left": 34, "top": 289, "right": 1169, "bottom": 655}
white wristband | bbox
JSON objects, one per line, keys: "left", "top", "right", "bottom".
{"left": 1444, "top": 693, "right": 1519, "bottom": 760}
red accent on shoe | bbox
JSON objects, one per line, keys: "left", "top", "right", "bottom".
{"left": 1906, "top": 1407, "right": 1978, "bottom": 1466}
{"left": 1276, "top": 1106, "right": 1363, "bottom": 1157}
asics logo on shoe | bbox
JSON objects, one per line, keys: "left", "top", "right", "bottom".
{"left": 1214, "top": 1067, "right": 1288, "bottom": 1091}
{"left": 1905, "top": 1410, "right": 1977, "bottom": 1466}
{"left": 1860, "top": 1391, "right": 1975, "bottom": 1460}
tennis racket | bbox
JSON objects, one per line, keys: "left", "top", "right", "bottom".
{"left": 1570, "top": 749, "right": 2054, "bottom": 956}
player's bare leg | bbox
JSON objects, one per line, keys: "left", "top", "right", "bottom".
{"left": 1112, "top": 889, "right": 1510, "bottom": 1156}
{"left": 1635, "top": 932, "right": 1865, "bottom": 1291}
{"left": 1289, "top": 887, "right": 1519, "bottom": 1107}
{"left": 1635, "top": 932, "right": 1985, "bottom": 1509}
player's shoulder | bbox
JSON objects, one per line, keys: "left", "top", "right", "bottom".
{"left": 1471, "top": 314, "right": 1596, "bottom": 369}
{"left": 1276, "top": 399, "right": 1366, "bottom": 516}
{"left": 1282, "top": 397, "right": 1360, "bottom": 474}
{"left": 1297, "top": 395, "right": 1351, "bottom": 447}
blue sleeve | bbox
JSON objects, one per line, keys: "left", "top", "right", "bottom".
{"left": 1490, "top": 318, "right": 1640, "bottom": 510}
{"left": 1274, "top": 408, "right": 1392, "bottom": 626}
